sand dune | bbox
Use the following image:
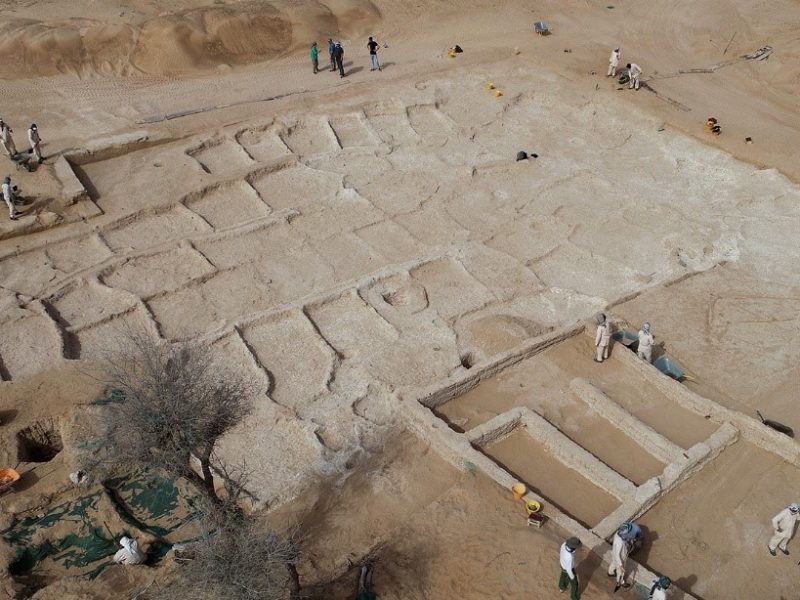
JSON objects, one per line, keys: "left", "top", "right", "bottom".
{"left": 0, "top": 0, "right": 380, "bottom": 77}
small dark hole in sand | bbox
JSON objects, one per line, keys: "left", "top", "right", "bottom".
{"left": 17, "top": 420, "right": 63, "bottom": 463}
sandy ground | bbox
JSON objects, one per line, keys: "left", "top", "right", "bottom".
{"left": 636, "top": 441, "right": 799, "bottom": 600}
{"left": 0, "top": 0, "right": 799, "bottom": 597}
{"left": 280, "top": 432, "right": 625, "bottom": 600}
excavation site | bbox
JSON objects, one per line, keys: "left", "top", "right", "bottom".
{"left": 0, "top": 0, "right": 798, "bottom": 598}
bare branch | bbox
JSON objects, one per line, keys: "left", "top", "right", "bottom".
{"left": 88, "top": 330, "right": 254, "bottom": 505}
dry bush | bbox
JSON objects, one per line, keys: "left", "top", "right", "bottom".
{"left": 152, "top": 507, "right": 301, "bottom": 600}
{"left": 95, "top": 330, "right": 254, "bottom": 504}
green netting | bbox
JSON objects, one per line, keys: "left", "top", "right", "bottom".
{"left": 2, "top": 471, "right": 202, "bottom": 580}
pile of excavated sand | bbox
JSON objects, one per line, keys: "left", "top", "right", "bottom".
{"left": 0, "top": 0, "right": 380, "bottom": 77}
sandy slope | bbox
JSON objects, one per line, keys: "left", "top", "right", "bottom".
{"left": 0, "top": 0, "right": 381, "bottom": 77}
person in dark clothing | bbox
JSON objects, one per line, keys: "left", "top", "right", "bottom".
{"left": 328, "top": 38, "right": 336, "bottom": 71}
{"left": 335, "top": 42, "right": 345, "bottom": 77}
{"left": 367, "top": 36, "right": 381, "bottom": 71}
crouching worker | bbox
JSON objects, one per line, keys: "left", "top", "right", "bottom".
{"left": 649, "top": 576, "right": 672, "bottom": 600}
{"left": 114, "top": 536, "right": 146, "bottom": 565}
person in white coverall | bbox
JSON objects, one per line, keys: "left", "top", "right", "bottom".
{"left": 28, "top": 124, "right": 42, "bottom": 163}
{"left": 768, "top": 503, "right": 799, "bottom": 556}
{"left": 595, "top": 313, "right": 612, "bottom": 362}
{"left": 626, "top": 63, "right": 642, "bottom": 90}
{"left": 0, "top": 120, "right": 17, "bottom": 156}
{"left": 113, "top": 536, "right": 146, "bottom": 565}
{"left": 607, "top": 48, "right": 620, "bottom": 77}
{"left": 607, "top": 524, "right": 631, "bottom": 588}
{"left": 649, "top": 576, "right": 671, "bottom": 600}
{"left": 638, "top": 322, "right": 654, "bottom": 363}
{"left": 2, "top": 176, "right": 17, "bottom": 220}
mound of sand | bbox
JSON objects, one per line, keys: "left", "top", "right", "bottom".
{"left": 0, "top": 0, "right": 380, "bottom": 78}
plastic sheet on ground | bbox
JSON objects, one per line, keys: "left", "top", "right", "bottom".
{"left": 2, "top": 471, "right": 203, "bottom": 581}
{"left": 653, "top": 355, "right": 685, "bottom": 380}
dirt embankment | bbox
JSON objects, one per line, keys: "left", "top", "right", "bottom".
{"left": 0, "top": 0, "right": 380, "bottom": 78}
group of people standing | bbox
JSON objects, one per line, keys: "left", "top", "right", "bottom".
{"left": 561, "top": 501, "right": 799, "bottom": 599}
{"left": 559, "top": 526, "right": 673, "bottom": 600}
{"left": 310, "top": 37, "right": 382, "bottom": 78}
{"left": 1, "top": 117, "right": 43, "bottom": 221}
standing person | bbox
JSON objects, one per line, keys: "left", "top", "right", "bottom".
{"left": 558, "top": 537, "right": 582, "bottom": 600}
{"left": 2, "top": 175, "right": 17, "bottom": 220}
{"left": 626, "top": 63, "right": 642, "bottom": 90}
{"left": 113, "top": 536, "right": 146, "bottom": 565}
{"left": 328, "top": 38, "right": 336, "bottom": 72}
{"left": 0, "top": 119, "right": 17, "bottom": 157}
{"left": 608, "top": 524, "right": 631, "bottom": 590}
{"left": 637, "top": 322, "right": 654, "bottom": 363}
{"left": 310, "top": 42, "right": 319, "bottom": 74}
{"left": 367, "top": 36, "right": 381, "bottom": 71}
{"left": 607, "top": 48, "right": 620, "bottom": 77}
{"left": 28, "top": 124, "right": 42, "bottom": 163}
{"left": 649, "top": 576, "right": 672, "bottom": 600}
{"left": 335, "top": 42, "right": 345, "bottom": 78}
{"left": 594, "top": 313, "right": 612, "bottom": 363}
{"left": 636, "top": 321, "right": 656, "bottom": 363}
{"left": 768, "top": 502, "right": 799, "bottom": 556}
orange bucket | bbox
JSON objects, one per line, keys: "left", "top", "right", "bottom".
{"left": 511, "top": 482, "right": 526, "bottom": 500}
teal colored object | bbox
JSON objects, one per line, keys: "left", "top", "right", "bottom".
{"left": 654, "top": 356, "right": 685, "bottom": 380}
{"left": 612, "top": 329, "right": 639, "bottom": 347}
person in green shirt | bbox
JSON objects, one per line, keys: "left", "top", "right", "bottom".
{"left": 356, "top": 564, "right": 376, "bottom": 600}
{"left": 310, "top": 42, "right": 319, "bottom": 74}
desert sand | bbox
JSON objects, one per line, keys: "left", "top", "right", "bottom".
{"left": 0, "top": 0, "right": 799, "bottom": 597}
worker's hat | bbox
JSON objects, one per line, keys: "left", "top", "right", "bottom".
{"left": 657, "top": 576, "right": 671, "bottom": 589}
{"left": 565, "top": 537, "right": 582, "bottom": 551}
{"left": 789, "top": 503, "right": 799, "bottom": 513}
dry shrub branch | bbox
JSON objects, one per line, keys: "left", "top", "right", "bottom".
{"left": 96, "top": 330, "right": 253, "bottom": 504}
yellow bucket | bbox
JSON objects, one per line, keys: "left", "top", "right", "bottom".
{"left": 511, "top": 482, "right": 526, "bottom": 500}
{"left": 486, "top": 82, "right": 495, "bottom": 90}
{"left": 525, "top": 500, "right": 542, "bottom": 515}
{"left": 493, "top": 90, "right": 503, "bottom": 97}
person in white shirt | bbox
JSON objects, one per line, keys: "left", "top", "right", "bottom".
{"left": 769, "top": 503, "right": 799, "bottom": 556}
{"left": 113, "top": 536, "right": 146, "bottom": 565}
{"left": 626, "top": 63, "right": 642, "bottom": 90}
{"left": 28, "top": 124, "right": 42, "bottom": 163}
{"left": 607, "top": 48, "right": 620, "bottom": 77}
{"left": 595, "top": 313, "right": 612, "bottom": 363}
{"left": 638, "top": 321, "right": 654, "bottom": 363}
{"left": 0, "top": 119, "right": 17, "bottom": 156}
{"left": 649, "top": 576, "right": 672, "bottom": 600}
{"left": 558, "top": 537, "right": 582, "bottom": 599}
{"left": 2, "top": 175, "right": 17, "bottom": 220}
